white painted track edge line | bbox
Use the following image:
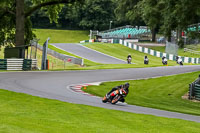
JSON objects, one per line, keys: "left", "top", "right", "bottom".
{"left": 77, "top": 43, "right": 127, "bottom": 63}
{"left": 51, "top": 43, "right": 101, "bottom": 64}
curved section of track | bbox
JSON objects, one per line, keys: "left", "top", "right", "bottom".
{"left": 51, "top": 43, "right": 126, "bottom": 64}
{"left": 0, "top": 65, "right": 200, "bottom": 122}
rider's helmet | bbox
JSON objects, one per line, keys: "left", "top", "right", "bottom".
{"left": 124, "top": 82, "right": 129, "bottom": 89}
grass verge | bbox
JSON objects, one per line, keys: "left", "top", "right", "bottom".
{"left": 83, "top": 71, "right": 200, "bottom": 115}
{"left": 0, "top": 89, "right": 200, "bottom": 133}
{"left": 33, "top": 29, "right": 89, "bottom": 44}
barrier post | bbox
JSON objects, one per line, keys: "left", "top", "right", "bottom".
{"left": 46, "top": 59, "right": 49, "bottom": 70}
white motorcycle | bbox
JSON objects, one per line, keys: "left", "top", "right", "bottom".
{"left": 127, "top": 57, "right": 132, "bottom": 64}
{"left": 177, "top": 57, "right": 183, "bottom": 66}
{"left": 162, "top": 57, "right": 167, "bottom": 65}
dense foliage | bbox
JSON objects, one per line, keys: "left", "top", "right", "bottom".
{"left": 0, "top": 0, "right": 200, "bottom": 47}
{"left": 0, "top": 0, "right": 83, "bottom": 47}
{"left": 31, "top": 0, "right": 117, "bottom": 30}
{"left": 115, "top": 0, "right": 200, "bottom": 43}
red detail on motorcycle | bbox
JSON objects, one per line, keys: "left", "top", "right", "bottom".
{"left": 122, "top": 89, "right": 127, "bottom": 94}
{"left": 111, "top": 93, "right": 115, "bottom": 97}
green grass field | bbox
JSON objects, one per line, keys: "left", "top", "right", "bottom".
{"left": 1, "top": 89, "right": 200, "bottom": 133}
{"left": 83, "top": 71, "right": 200, "bottom": 115}
{"left": 33, "top": 29, "right": 89, "bottom": 44}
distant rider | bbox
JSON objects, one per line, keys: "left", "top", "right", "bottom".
{"left": 106, "top": 83, "right": 129, "bottom": 103}
{"left": 144, "top": 55, "right": 149, "bottom": 64}
{"left": 127, "top": 54, "right": 132, "bottom": 64}
{"left": 162, "top": 56, "right": 167, "bottom": 65}
{"left": 177, "top": 56, "right": 183, "bottom": 65}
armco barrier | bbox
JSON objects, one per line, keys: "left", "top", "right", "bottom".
{"left": 0, "top": 59, "right": 37, "bottom": 71}
{"left": 34, "top": 43, "right": 83, "bottom": 66}
{"left": 118, "top": 39, "right": 200, "bottom": 64}
{"left": 0, "top": 59, "right": 7, "bottom": 70}
{"left": 189, "top": 75, "right": 200, "bottom": 101}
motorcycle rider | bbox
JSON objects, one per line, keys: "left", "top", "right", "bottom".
{"left": 144, "top": 55, "right": 149, "bottom": 64}
{"left": 106, "top": 83, "right": 129, "bottom": 103}
{"left": 162, "top": 56, "right": 167, "bottom": 65}
{"left": 177, "top": 56, "right": 183, "bottom": 65}
{"left": 127, "top": 54, "right": 132, "bottom": 64}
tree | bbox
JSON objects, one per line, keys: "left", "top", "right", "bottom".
{"left": 161, "top": 0, "right": 200, "bottom": 44}
{"left": 79, "top": 0, "right": 116, "bottom": 30}
{"left": 115, "top": 0, "right": 161, "bottom": 41}
{"left": 136, "top": 0, "right": 165, "bottom": 42}
{"left": 0, "top": 0, "right": 83, "bottom": 48}
{"left": 115, "top": 0, "right": 143, "bottom": 26}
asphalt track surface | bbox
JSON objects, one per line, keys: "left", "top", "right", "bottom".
{"left": 51, "top": 43, "right": 126, "bottom": 64}
{"left": 1, "top": 65, "right": 200, "bottom": 123}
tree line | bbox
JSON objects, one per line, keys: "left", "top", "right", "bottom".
{"left": 0, "top": 0, "right": 200, "bottom": 48}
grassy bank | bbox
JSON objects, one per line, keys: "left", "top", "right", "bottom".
{"left": 33, "top": 29, "right": 89, "bottom": 44}
{"left": 83, "top": 71, "right": 200, "bottom": 115}
{"left": 0, "top": 89, "right": 200, "bottom": 133}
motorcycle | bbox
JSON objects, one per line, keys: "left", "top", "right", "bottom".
{"left": 177, "top": 57, "right": 183, "bottom": 66}
{"left": 102, "top": 88, "right": 128, "bottom": 104}
{"left": 144, "top": 58, "right": 149, "bottom": 65}
{"left": 127, "top": 57, "right": 132, "bottom": 64}
{"left": 162, "top": 58, "right": 168, "bottom": 65}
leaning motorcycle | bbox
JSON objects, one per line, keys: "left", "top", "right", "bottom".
{"left": 102, "top": 88, "right": 128, "bottom": 104}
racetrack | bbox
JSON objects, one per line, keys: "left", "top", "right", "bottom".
{"left": 0, "top": 65, "right": 200, "bottom": 122}
{"left": 51, "top": 43, "right": 126, "bottom": 64}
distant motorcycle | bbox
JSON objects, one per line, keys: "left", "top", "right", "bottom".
{"left": 162, "top": 56, "right": 168, "bottom": 65}
{"left": 102, "top": 88, "right": 128, "bottom": 104}
{"left": 177, "top": 57, "right": 183, "bottom": 66}
{"left": 127, "top": 57, "right": 132, "bottom": 64}
{"left": 144, "top": 56, "right": 149, "bottom": 65}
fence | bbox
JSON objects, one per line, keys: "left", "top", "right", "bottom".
{"left": 0, "top": 59, "right": 37, "bottom": 70}
{"left": 189, "top": 75, "right": 200, "bottom": 100}
{"left": 184, "top": 48, "right": 200, "bottom": 55}
{"left": 33, "top": 43, "right": 84, "bottom": 66}
{"left": 119, "top": 39, "right": 200, "bottom": 64}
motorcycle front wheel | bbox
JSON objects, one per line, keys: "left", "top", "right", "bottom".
{"left": 102, "top": 96, "right": 108, "bottom": 103}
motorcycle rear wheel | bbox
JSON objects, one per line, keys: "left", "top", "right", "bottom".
{"left": 111, "top": 95, "right": 121, "bottom": 104}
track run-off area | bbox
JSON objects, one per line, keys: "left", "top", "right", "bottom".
{"left": 0, "top": 65, "right": 200, "bottom": 123}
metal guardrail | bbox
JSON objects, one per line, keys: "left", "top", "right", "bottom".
{"left": 189, "top": 75, "right": 200, "bottom": 100}
{"left": 0, "top": 59, "right": 37, "bottom": 70}
{"left": 184, "top": 48, "right": 200, "bottom": 55}
{"left": 34, "top": 43, "right": 84, "bottom": 66}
